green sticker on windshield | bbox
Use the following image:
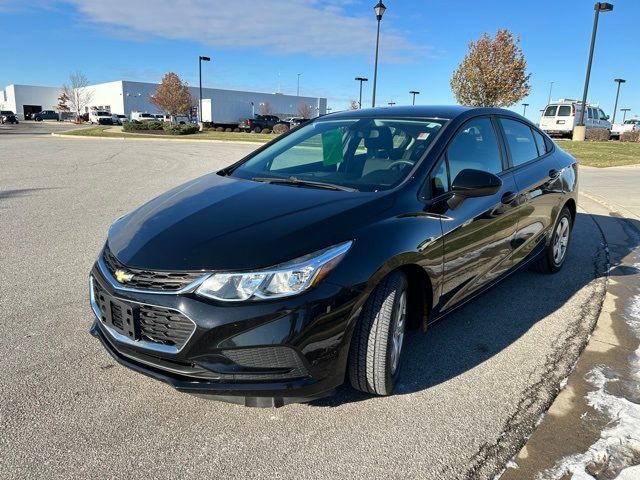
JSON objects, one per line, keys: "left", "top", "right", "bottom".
{"left": 321, "top": 129, "right": 343, "bottom": 166}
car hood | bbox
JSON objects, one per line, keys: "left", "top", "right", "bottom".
{"left": 107, "top": 173, "right": 395, "bottom": 271}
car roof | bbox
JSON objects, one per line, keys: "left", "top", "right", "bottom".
{"left": 322, "top": 105, "right": 522, "bottom": 121}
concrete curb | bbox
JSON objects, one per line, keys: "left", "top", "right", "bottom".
{"left": 50, "top": 131, "right": 268, "bottom": 146}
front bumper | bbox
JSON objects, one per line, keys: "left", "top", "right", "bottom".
{"left": 89, "top": 261, "right": 362, "bottom": 406}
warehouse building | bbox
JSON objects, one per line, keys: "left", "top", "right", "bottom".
{"left": 0, "top": 80, "right": 327, "bottom": 122}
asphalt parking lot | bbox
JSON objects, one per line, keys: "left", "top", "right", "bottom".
{"left": 0, "top": 125, "right": 608, "bottom": 479}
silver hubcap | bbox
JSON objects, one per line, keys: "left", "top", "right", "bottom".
{"left": 552, "top": 217, "right": 570, "bottom": 264}
{"left": 390, "top": 290, "right": 407, "bottom": 375}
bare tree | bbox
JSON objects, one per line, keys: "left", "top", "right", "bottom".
{"left": 150, "top": 72, "right": 193, "bottom": 123}
{"left": 62, "top": 72, "right": 94, "bottom": 117}
{"left": 349, "top": 99, "right": 359, "bottom": 110}
{"left": 297, "top": 102, "right": 313, "bottom": 118}
{"left": 259, "top": 102, "right": 273, "bottom": 115}
{"left": 451, "top": 29, "right": 531, "bottom": 107}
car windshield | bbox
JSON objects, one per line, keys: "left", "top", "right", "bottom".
{"left": 624, "top": 120, "right": 638, "bottom": 124}
{"left": 96, "top": 111, "right": 110, "bottom": 116}
{"left": 229, "top": 117, "right": 446, "bottom": 192}
{"left": 140, "top": 113, "right": 154, "bottom": 118}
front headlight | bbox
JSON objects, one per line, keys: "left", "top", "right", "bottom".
{"left": 196, "top": 241, "right": 352, "bottom": 302}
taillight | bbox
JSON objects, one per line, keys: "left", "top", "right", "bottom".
{"left": 571, "top": 104, "right": 576, "bottom": 115}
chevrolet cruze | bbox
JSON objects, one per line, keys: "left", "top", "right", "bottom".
{"left": 90, "top": 106, "right": 577, "bottom": 407}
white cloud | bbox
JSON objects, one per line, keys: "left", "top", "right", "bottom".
{"left": 64, "top": 0, "right": 426, "bottom": 63}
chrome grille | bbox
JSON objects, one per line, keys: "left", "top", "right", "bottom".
{"left": 102, "top": 245, "right": 204, "bottom": 291}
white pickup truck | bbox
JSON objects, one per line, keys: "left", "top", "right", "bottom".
{"left": 611, "top": 119, "right": 639, "bottom": 139}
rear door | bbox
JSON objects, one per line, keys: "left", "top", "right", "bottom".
{"left": 433, "top": 116, "right": 521, "bottom": 311}
{"left": 497, "top": 117, "right": 563, "bottom": 266}
{"left": 539, "top": 105, "right": 558, "bottom": 132}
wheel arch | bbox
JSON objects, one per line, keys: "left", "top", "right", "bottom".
{"left": 396, "top": 263, "right": 433, "bottom": 331}
{"left": 563, "top": 197, "right": 577, "bottom": 225}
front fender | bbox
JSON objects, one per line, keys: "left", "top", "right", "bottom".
{"left": 328, "top": 213, "right": 444, "bottom": 314}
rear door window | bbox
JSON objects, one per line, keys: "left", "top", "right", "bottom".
{"left": 532, "top": 129, "right": 548, "bottom": 156}
{"left": 499, "top": 118, "right": 539, "bottom": 167}
{"left": 544, "top": 106, "right": 558, "bottom": 117}
{"left": 557, "top": 106, "right": 571, "bottom": 117}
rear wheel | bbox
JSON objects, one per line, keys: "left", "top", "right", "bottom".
{"left": 533, "top": 206, "right": 572, "bottom": 274}
{"left": 348, "top": 271, "right": 408, "bottom": 396}
{"left": 253, "top": 126, "right": 262, "bottom": 133}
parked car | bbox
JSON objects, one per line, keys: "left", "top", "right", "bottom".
{"left": 289, "top": 117, "right": 311, "bottom": 128}
{"left": 130, "top": 112, "right": 157, "bottom": 122}
{"left": 110, "top": 114, "right": 127, "bottom": 125}
{"left": 610, "top": 118, "right": 640, "bottom": 139}
{"left": 89, "top": 111, "right": 114, "bottom": 125}
{"left": 32, "top": 110, "right": 59, "bottom": 122}
{"left": 539, "top": 99, "right": 610, "bottom": 137}
{"left": 90, "top": 106, "right": 577, "bottom": 406}
{"left": 1, "top": 110, "right": 19, "bottom": 124}
{"left": 238, "top": 114, "right": 285, "bottom": 133}
{"left": 157, "top": 114, "right": 189, "bottom": 124}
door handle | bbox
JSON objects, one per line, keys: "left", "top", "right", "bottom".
{"left": 549, "top": 169, "right": 561, "bottom": 179}
{"left": 501, "top": 191, "right": 517, "bottom": 205}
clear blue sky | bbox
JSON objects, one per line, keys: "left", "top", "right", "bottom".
{"left": 1, "top": 0, "right": 638, "bottom": 121}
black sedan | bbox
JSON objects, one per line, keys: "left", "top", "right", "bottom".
{"left": 90, "top": 106, "right": 577, "bottom": 406}
{"left": 1, "top": 110, "right": 19, "bottom": 124}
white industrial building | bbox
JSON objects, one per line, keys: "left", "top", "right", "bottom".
{"left": 0, "top": 80, "right": 327, "bottom": 123}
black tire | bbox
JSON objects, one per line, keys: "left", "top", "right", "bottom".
{"left": 348, "top": 270, "right": 408, "bottom": 396}
{"left": 253, "top": 126, "right": 262, "bottom": 133}
{"left": 35, "top": 116, "right": 42, "bottom": 122}
{"left": 533, "top": 206, "right": 572, "bottom": 274}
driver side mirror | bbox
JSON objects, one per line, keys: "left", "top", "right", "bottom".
{"left": 447, "top": 169, "right": 502, "bottom": 209}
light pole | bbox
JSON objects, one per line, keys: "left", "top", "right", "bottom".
{"left": 621, "top": 108, "right": 630, "bottom": 122}
{"left": 198, "top": 55, "right": 210, "bottom": 123}
{"left": 355, "top": 77, "right": 368, "bottom": 109}
{"left": 611, "top": 78, "right": 625, "bottom": 124}
{"left": 574, "top": 2, "right": 614, "bottom": 141}
{"left": 371, "top": 1, "right": 386, "bottom": 108}
{"left": 522, "top": 103, "right": 529, "bottom": 116}
{"left": 409, "top": 90, "right": 420, "bottom": 105}
{"left": 547, "top": 81, "right": 554, "bottom": 104}
{"left": 297, "top": 73, "right": 301, "bottom": 96}
{"left": 388, "top": 101, "right": 396, "bottom": 106}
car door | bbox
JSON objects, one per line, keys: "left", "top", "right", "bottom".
{"left": 497, "top": 117, "right": 563, "bottom": 266}
{"left": 431, "top": 116, "right": 520, "bottom": 312}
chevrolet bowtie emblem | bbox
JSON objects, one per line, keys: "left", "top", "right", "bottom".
{"left": 114, "top": 269, "right": 134, "bottom": 283}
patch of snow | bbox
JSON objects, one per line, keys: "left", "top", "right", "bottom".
{"left": 618, "top": 464, "right": 640, "bottom": 479}
{"left": 537, "top": 285, "right": 640, "bottom": 479}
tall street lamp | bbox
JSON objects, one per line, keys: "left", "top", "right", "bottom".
{"left": 198, "top": 55, "right": 211, "bottom": 123}
{"left": 574, "top": 2, "right": 614, "bottom": 141}
{"left": 611, "top": 78, "right": 625, "bottom": 124}
{"left": 297, "top": 73, "right": 302, "bottom": 96}
{"left": 621, "top": 108, "right": 630, "bottom": 122}
{"left": 355, "top": 77, "right": 368, "bottom": 109}
{"left": 522, "top": 103, "right": 529, "bottom": 116}
{"left": 371, "top": 1, "right": 386, "bottom": 108}
{"left": 548, "top": 81, "right": 554, "bottom": 104}
{"left": 409, "top": 90, "right": 420, "bottom": 105}
{"left": 388, "top": 101, "right": 396, "bottom": 106}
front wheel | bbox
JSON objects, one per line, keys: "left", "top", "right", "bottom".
{"left": 533, "top": 206, "right": 572, "bottom": 274}
{"left": 348, "top": 270, "right": 408, "bottom": 396}
{"left": 35, "top": 116, "right": 42, "bottom": 122}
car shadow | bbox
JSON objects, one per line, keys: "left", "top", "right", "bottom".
{"left": 310, "top": 212, "right": 637, "bottom": 408}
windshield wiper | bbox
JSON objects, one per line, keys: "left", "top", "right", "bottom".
{"left": 251, "top": 176, "right": 357, "bottom": 192}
